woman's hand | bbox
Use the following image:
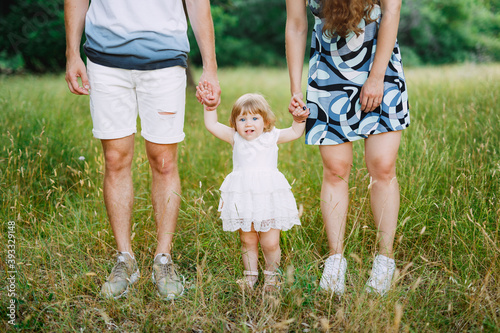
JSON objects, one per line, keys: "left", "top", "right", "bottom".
{"left": 288, "top": 93, "right": 309, "bottom": 122}
{"left": 288, "top": 93, "right": 304, "bottom": 114}
{"left": 360, "top": 76, "right": 384, "bottom": 112}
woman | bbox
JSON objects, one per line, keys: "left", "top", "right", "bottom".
{"left": 286, "top": 0, "right": 410, "bottom": 295}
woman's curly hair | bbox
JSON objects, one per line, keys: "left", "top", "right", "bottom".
{"left": 321, "top": 0, "right": 378, "bottom": 38}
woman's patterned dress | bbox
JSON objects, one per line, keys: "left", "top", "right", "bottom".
{"left": 306, "top": 0, "right": 410, "bottom": 145}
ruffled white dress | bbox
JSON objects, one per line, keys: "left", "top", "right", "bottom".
{"left": 219, "top": 128, "right": 301, "bottom": 232}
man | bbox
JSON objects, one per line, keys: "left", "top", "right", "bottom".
{"left": 64, "top": 0, "right": 221, "bottom": 300}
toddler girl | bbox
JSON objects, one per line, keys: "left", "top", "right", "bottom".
{"left": 198, "top": 81, "right": 308, "bottom": 291}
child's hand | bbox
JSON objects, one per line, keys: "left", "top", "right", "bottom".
{"left": 196, "top": 80, "right": 218, "bottom": 111}
{"left": 289, "top": 93, "right": 309, "bottom": 123}
{"left": 293, "top": 105, "right": 310, "bottom": 123}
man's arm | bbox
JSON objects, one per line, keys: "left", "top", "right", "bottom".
{"left": 185, "top": 0, "right": 221, "bottom": 110}
{"left": 64, "top": 0, "right": 90, "bottom": 95}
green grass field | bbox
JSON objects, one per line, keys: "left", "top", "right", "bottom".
{"left": 1, "top": 64, "right": 499, "bottom": 332}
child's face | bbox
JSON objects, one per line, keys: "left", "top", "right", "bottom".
{"left": 235, "top": 112, "right": 266, "bottom": 141}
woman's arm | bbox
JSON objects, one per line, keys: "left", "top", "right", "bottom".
{"left": 360, "top": 0, "right": 402, "bottom": 112}
{"left": 285, "top": 0, "right": 309, "bottom": 113}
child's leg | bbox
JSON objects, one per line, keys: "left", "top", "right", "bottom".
{"left": 259, "top": 229, "right": 281, "bottom": 272}
{"left": 259, "top": 229, "right": 282, "bottom": 290}
{"left": 239, "top": 229, "right": 259, "bottom": 286}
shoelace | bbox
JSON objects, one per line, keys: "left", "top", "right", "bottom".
{"left": 158, "top": 257, "right": 178, "bottom": 281}
{"left": 112, "top": 260, "right": 128, "bottom": 279}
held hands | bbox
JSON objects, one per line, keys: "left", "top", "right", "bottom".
{"left": 288, "top": 93, "right": 310, "bottom": 123}
{"left": 360, "top": 76, "right": 384, "bottom": 112}
{"left": 65, "top": 57, "right": 90, "bottom": 95}
{"left": 196, "top": 72, "right": 221, "bottom": 111}
{"left": 196, "top": 80, "right": 217, "bottom": 110}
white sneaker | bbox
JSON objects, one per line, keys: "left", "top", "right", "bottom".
{"left": 365, "top": 255, "right": 396, "bottom": 295}
{"left": 319, "top": 254, "right": 347, "bottom": 295}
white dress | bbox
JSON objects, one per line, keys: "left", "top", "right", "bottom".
{"left": 219, "top": 128, "right": 301, "bottom": 232}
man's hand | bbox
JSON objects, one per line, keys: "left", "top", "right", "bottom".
{"left": 196, "top": 80, "right": 218, "bottom": 111}
{"left": 65, "top": 56, "right": 90, "bottom": 95}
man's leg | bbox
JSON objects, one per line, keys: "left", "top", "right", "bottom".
{"left": 144, "top": 141, "right": 181, "bottom": 255}
{"left": 145, "top": 141, "right": 184, "bottom": 300}
{"left": 100, "top": 135, "right": 140, "bottom": 298}
{"left": 101, "top": 135, "right": 136, "bottom": 254}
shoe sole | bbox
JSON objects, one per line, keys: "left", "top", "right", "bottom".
{"left": 101, "top": 269, "right": 140, "bottom": 300}
{"left": 319, "top": 286, "right": 345, "bottom": 296}
{"left": 365, "top": 284, "right": 389, "bottom": 296}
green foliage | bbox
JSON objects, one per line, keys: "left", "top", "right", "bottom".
{"left": 399, "top": 0, "right": 500, "bottom": 63}
{"left": 0, "top": 0, "right": 66, "bottom": 72}
{"left": 188, "top": 0, "right": 291, "bottom": 67}
{"left": 0, "top": 0, "right": 499, "bottom": 72}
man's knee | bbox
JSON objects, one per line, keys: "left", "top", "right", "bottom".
{"left": 149, "top": 156, "right": 178, "bottom": 177}
{"left": 104, "top": 149, "right": 133, "bottom": 173}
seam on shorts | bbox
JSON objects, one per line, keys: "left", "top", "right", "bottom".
{"left": 92, "top": 128, "right": 137, "bottom": 140}
{"left": 141, "top": 132, "right": 185, "bottom": 144}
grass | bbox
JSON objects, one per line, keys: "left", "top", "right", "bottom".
{"left": 0, "top": 63, "right": 499, "bottom": 332}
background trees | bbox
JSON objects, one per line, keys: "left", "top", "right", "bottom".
{"left": 1, "top": 0, "right": 499, "bottom": 72}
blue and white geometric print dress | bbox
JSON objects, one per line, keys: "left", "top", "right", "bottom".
{"left": 306, "top": 0, "right": 410, "bottom": 145}
{"left": 218, "top": 128, "right": 301, "bottom": 232}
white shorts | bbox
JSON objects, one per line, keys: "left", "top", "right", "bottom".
{"left": 87, "top": 59, "right": 186, "bottom": 144}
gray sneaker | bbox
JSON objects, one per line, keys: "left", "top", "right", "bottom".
{"left": 319, "top": 254, "right": 347, "bottom": 295}
{"left": 365, "top": 255, "right": 396, "bottom": 296}
{"left": 152, "top": 253, "right": 185, "bottom": 300}
{"left": 101, "top": 252, "right": 140, "bottom": 299}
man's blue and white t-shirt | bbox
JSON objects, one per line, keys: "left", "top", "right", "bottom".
{"left": 84, "top": 0, "right": 189, "bottom": 70}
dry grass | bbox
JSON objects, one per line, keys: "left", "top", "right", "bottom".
{"left": 0, "top": 63, "right": 499, "bottom": 332}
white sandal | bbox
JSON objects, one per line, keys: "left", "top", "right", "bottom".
{"left": 263, "top": 270, "right": 281, "bottom": 292}
{"left": 237, "top": 270, "right": 258, "bottom": 291}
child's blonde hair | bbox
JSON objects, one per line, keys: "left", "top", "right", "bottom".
{"left": 229, "top": 93, "right": 276, "bottom": 132}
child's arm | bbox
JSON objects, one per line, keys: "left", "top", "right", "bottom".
{"left": 277, "top": 104, "right": 309, "bottom": 144}
{"left": 198, "top": 81, "right": 235, "bottom": 144}
{"left": 277, "top": 119, "right": 306, "bottom": 144}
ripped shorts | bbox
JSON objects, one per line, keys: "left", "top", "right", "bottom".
{"left": 87, "top": 59, "right": 186, "bottom": 144}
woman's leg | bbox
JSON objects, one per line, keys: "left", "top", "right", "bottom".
{"left": 319, "top": 143, "right": 353, "bottom": 255}
{"left": 364, "top": 131, "right": 402, "bottom": 258}
{"left": 239, "top": 228, "right": 259, "bottom": 285}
